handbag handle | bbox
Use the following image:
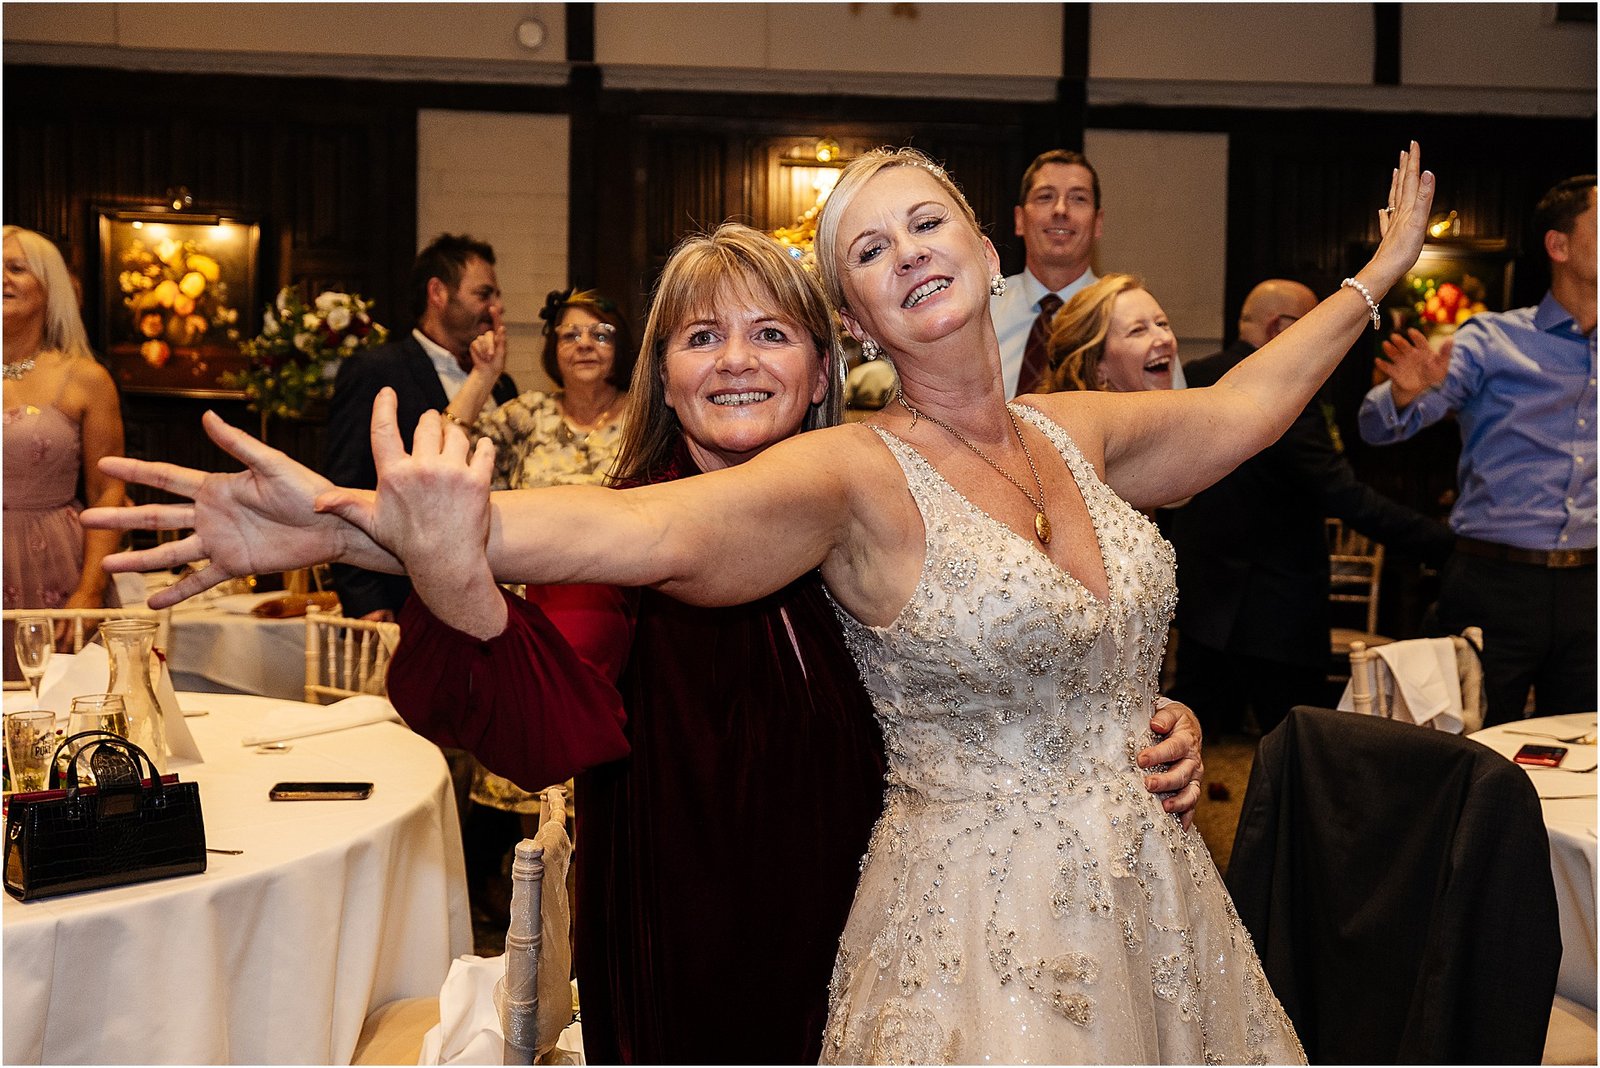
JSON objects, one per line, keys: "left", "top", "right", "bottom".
{"left": 47, "top": 730, "right": 167, "bottom": 803}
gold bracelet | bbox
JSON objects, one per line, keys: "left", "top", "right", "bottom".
{"left": 441, "top": 409, "right": 472, "bottom": 431}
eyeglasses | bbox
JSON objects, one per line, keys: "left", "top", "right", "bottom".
{"left": 557, "top": 325, "right": 618, "bottom": 347}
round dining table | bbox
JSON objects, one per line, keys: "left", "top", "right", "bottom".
{"left": 1470, "top": 712, "right": 1598, "bottom": 1011}
{"left": 2, "top": 692, "right": 471, "bottom": 1064}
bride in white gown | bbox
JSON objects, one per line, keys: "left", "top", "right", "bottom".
{"left": 821, "top": 405, "right": 1283, "bottom": 1063}
{"left": 86, "top": 145, "right": 1434, "bottom": 1065}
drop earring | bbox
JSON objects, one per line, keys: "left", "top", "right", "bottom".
{"left": 860, "top": 338, "right": 883, "bottom": 360}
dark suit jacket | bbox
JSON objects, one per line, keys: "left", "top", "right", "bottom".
{"left": 1168, "top": 341, "right": 1452, "bottom": 668}
{"left": 1226, "top": 707, "right": 1560, "bottom": 1064}
{"left": 324, "top": 332, "right": 517, "bottom": 618}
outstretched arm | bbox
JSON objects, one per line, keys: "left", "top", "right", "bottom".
{"left": 317, "top": 389, "right": 869, "bottom": 608}
{"left": 1042, "top": 142, "right": 1434, "bottom": 511}
{"left": 86, "top": 388, "right": 867, "bottom": 611}
{"left": 83, "top": 411, "right": 402, "bottom": 607}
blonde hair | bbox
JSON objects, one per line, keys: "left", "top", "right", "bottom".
{"left": 815, "top": 146, "right": 983, "bottom": 316}
{"left": 2, "top": 225, "right": 95, "bottom": 360}
{"left": 610, "top": 223, "right": 843, "bottom": 485}
{"left": 1040, "top": 273, "right": 1145, "bottom": 393}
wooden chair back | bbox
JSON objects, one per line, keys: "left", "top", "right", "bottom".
{"left": 303, "top": 606, "right": 399, "bottom": 704}
{"left": 1327, "top": 517, "right": 1386, "bottom": 637}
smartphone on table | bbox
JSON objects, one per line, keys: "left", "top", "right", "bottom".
{"left": 1512, "top": 744, "right": 1567, "bottom": 768}
{"left": 268, "top": 781, "right": 374, "bottom": 801}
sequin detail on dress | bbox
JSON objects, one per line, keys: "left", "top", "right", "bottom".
{"left": 821, "top": 404, "right": 1304, "bottom": 1065}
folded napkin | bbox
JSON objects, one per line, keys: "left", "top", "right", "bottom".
{"left": 419, "top": 956, "right": 582, "bottom": 1066}
{"left": 1338, "top": 637, "right": 1466, "bottom": 733}
{"left": 238, "top": 694, "right": 402, "bottom": 747}
{"left": 35, "top": 646, "right": 112, "bottom": 719}
{"left": 251, "top": 592, "right": 340, "bottom": 618}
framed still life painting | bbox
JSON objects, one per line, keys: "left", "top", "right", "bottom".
{"left": 97, "top": 209, "right": 259, "bottom": 398}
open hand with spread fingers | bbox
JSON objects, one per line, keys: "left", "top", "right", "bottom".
{"left": 80, "top": 412, "right": 398, "bottom": 607}
{"left": 315, "top": 387, "right": 500, "bottom": 607}
{"left": 1378, "top": 326, "right": 1453, "bottom": 407}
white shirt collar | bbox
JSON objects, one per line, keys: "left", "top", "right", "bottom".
{"left": 413, "top": 328, "right": 469, "bottom": 400}
{"left": 1020, "top": 265, "right": 1097, "bottom": 312}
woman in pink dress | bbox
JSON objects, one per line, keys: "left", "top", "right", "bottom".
{"left": 2, "top": 226, "right": 126, "bottom": 657}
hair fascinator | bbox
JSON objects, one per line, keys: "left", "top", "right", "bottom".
{"left": 539, "top": 287, "right": 619, "bottom": 335}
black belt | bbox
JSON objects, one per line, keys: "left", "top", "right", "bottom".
{"left": 1455, "top": 536, "right": 1596, "bottom": 569}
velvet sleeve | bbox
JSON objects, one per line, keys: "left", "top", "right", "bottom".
{"left": 390, "top": 583, "right": 635, "bottom": 788}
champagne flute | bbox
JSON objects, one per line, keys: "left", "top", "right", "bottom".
{"left": 13, "top": 617, "right": 52, "bottom": 700}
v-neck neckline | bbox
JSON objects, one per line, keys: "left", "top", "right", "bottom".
{"left": 888, "top": 403, "right": 1113, "bottom": 611}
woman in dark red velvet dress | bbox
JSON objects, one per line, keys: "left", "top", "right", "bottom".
{"left": 384, "top": 225, "right": 895, "bottom": 1063}
{"left": 88, "top": 223, "right": 1208, "bottom": 1065}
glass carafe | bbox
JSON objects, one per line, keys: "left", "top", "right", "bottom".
{"left": 101, "top": 619, "right": 168, "bottom": 773}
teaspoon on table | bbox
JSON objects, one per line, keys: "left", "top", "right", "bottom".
{"left": 254, "top": 742, "right": 292, "bottom": 753}
{"left": 1503, "top": 728, "right": 1597, "bottom": 744}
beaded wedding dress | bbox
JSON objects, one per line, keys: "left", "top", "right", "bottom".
{"left": 821, "top": 406, "right": 1305, "bottom": 1065}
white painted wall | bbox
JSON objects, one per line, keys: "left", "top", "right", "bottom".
{"left": 1403, "top": 3, "right": 1596, "bottom": 91}
{"left": 1091, "top": 3, "right": 1373, "bottom": 85}
{"left": 1085, "top": 129, "right": 1230, "bottom": 360}
{"left": 595, "top": 2, "right": 1062, "bottom": 78}
{"left": 2, "top": 2, "right": 569, "bottom": 62}
{"left": 6, "top": 3, "right": 1592, "bottom": 95}
{"left": 417, "top": 110, "right": 569, "bottom": 392}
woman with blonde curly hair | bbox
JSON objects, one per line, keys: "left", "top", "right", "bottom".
{"left": 1042, "top": 272, "right": 1179, "bottom": 393}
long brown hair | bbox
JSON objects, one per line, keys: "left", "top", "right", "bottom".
{"left": 609, "top": 223, "right": 843, "bottom": 485}
{"left": 1040, "top": 273, "right": 1144, "bottom": 392}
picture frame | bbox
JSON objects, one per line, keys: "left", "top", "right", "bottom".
{"left": 96, "top": 209, "right": 260, "bottom": 398}
{"left": 1382, "top": 238, "right": 1514, "bottom": 340}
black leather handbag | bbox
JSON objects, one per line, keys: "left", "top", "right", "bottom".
{"left": 4, "top": 731, "right": 206, "bottom": 901}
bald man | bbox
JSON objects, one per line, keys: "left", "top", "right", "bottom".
{"left": 1167, "top": 280, "right": 1453, "bottom": 738}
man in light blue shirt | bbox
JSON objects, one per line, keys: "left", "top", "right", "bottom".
{"left": 1359, "top": 176, "right": 1596, "bottom": 723}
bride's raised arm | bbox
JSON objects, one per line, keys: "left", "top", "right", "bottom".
{"left": 1054, "top": 142, "right": 1433, "bottom": 511}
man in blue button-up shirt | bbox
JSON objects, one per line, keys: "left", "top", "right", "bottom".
{"left": 1359, "top": 176, "right": 1596, "bottom": 724}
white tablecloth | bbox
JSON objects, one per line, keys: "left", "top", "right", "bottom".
{"left": 3, "top": 692, "right": 471, "bottom": 1064}
{"left": 117, "top": 573, "right": 313, "bottom": 701}
{"left": 166, "top": 602, "right": 307, "bottom": 701}
{"left": 1471, "top": 713, "right": 1598, "bottom": 1010}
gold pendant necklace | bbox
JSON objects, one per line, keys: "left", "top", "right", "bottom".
{"left": 559, "top": 390, "right": 621, "bottom": 442}
{"left": 896, "top": 390, "right": 1051, "bottom": 544}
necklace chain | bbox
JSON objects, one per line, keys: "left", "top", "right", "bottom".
{"left": 895, "top": 390, "right": 1053, "bottom": 544}
{"left": 3, "top": 358, "right": 38, "bottom": 381}
{"left": 561, "top": 389, "right": 622, "bottom": 430}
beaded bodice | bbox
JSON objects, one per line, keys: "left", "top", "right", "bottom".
{"left": 836, "top": 404, "right": 1177, "bottom": 804}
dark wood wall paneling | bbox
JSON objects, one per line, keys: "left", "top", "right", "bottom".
{"left": 2, "top": 64, "right": 431, "bottom": 494}
{"left": 583, "top": 89, "right": 1068, "bottom": 322}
